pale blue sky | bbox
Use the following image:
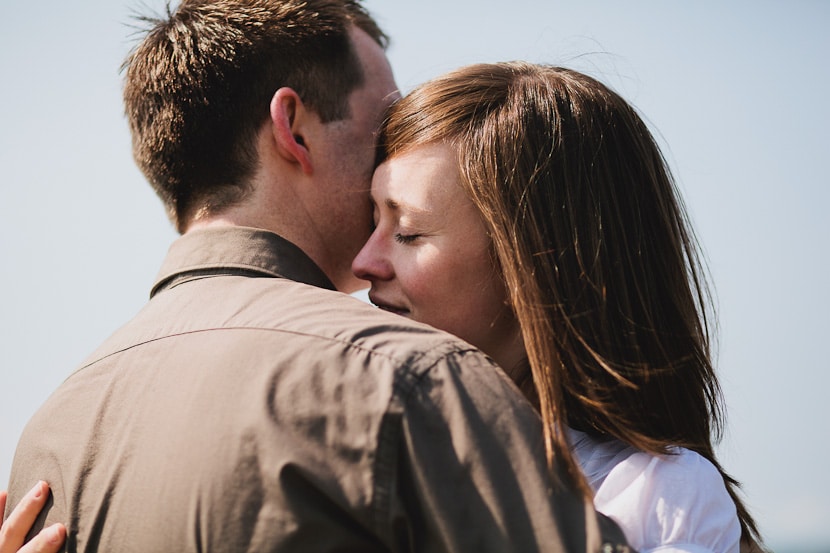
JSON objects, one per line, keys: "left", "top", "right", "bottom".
{"left": 1, "top": 2, "right": 827, "bottom": 551}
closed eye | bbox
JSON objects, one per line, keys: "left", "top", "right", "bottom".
{"left": 394, "top": 233, "right": 420, "bottom": 244}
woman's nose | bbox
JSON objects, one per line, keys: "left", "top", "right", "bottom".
{"left": 351, "top": 233, "right": 393, "bottom": 281}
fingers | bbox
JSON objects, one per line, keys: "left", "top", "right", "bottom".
{"left": 17, "top": 524, "right": 65, "bottom": 553}
{"left": 0, "top": 482, "right": 64, "bottom": 553}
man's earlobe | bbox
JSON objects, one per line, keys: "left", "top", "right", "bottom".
{"left": 270, "top": 88, "right": 313, "bottom": 175}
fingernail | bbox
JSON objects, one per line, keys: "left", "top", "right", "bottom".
{"left": 46, "top": 524, "right": 65, "bottom": 544}
{"left": 33, "top": 480, "right": 46, "bottom": 499}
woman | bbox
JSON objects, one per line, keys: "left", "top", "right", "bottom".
{"left": 352, "top": 62, "right": 763, "bottom": 552}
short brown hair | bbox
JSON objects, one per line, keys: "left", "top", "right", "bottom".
{"left": 123, "top": 0, "right": 387, "bottom": 230}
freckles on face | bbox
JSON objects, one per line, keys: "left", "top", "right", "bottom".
{"left": 352, "top": 142, "right": 519, "bottom": 359}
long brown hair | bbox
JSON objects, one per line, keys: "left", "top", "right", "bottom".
{"left": 378, "top": 61, "right": 759, "bottom": 541}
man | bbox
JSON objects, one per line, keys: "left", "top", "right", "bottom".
{"left": 5, "top": 1, "right": 629, "bottom": 551}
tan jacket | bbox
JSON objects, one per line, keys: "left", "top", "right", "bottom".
{"left": 7, "top": 226, "right": 629, "bottom": 552}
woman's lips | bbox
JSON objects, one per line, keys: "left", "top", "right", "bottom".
{"left": 379, "top": 305, "right": 409, "bottom": 316}
{"left": 369, "top": 296, "right": 410, "bottom": 317}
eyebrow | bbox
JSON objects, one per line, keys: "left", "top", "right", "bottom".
{"left": 383, "top": 197, "right": 430, "bottom": 217}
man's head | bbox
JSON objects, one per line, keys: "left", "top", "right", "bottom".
{"left": 123, "top": 0, "right": 388, "bottom": 233}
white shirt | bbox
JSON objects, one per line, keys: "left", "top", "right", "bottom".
{"left": 570, "top": 429, "right": 741, "bottom": 553}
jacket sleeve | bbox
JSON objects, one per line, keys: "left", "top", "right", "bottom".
{"left": 376, "top": 348, "right": 631, "bottom": 553}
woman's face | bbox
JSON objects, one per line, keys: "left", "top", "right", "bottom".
{"left": 351, "top": 142, "right": 524, "bottom": 369}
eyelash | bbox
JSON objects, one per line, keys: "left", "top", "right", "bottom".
{"left": 394, "top": 233, "right": 420, "bottom": 244}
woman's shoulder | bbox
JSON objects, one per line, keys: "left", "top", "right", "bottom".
{"left": 604, "top": 446, "right": 728, "bottom": 494}
{"left": 571, "top": 432, "right": 741, "bottom": 553}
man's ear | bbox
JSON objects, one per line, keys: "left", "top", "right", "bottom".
{"left": 269, "top": 87, "right": 313, "bottom": 175}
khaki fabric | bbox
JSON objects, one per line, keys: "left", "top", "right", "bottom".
{"left": 7, "top": 227, "right": 630, "bottom": 552}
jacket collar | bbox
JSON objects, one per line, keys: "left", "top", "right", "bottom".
{"left": 151, "top": 226, "right": 336, "bottom": 298}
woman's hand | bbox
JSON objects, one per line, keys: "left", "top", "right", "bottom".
{"left": 0, "top": 482, "right": 65, "bottom": 553}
